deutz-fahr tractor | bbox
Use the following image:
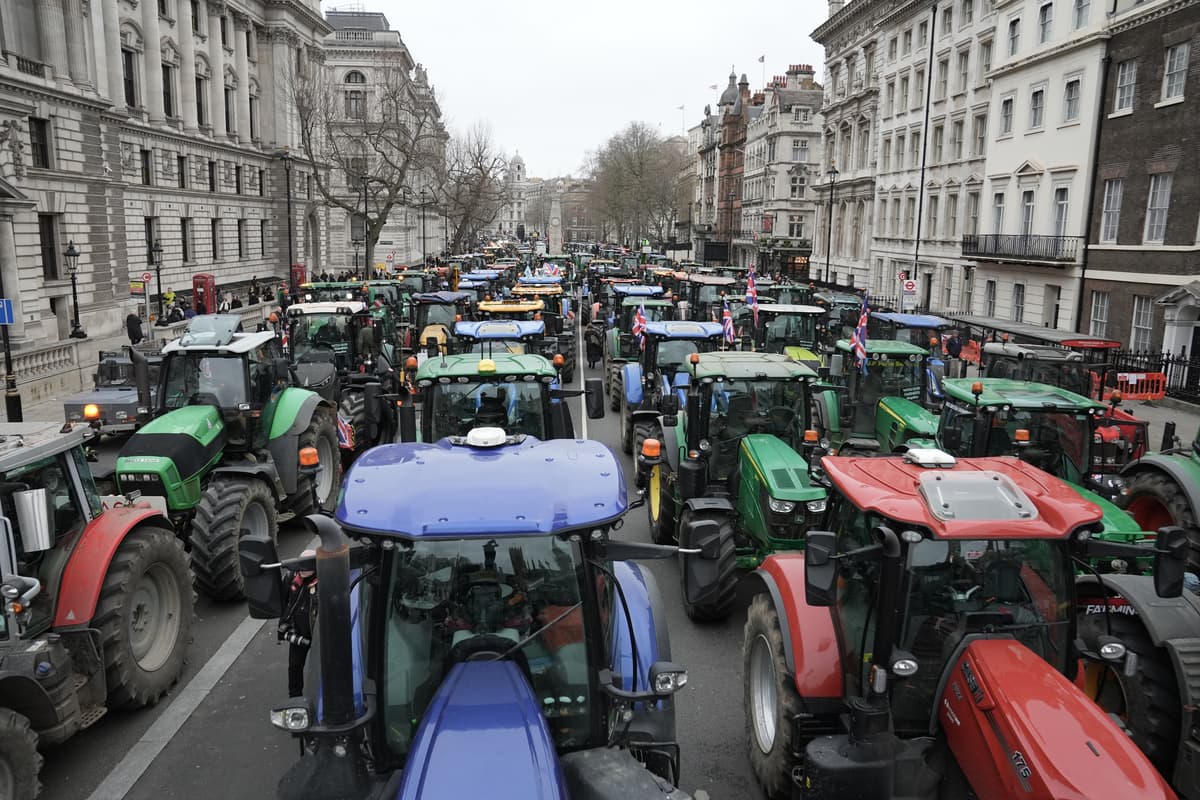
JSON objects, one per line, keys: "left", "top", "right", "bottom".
{"left": 811, "top": 339, "right": 938, "bottom": 455}
{"left": 742, "top": 448, "right": 1186, "bottom": 800}
{"left": 0, "top": 423, "right": 193, "bottom": 799}
{"left": 638, "top": 352, "right": 825, "bottom": 622}
{"left": 1123, "top": 424, "right": 1200, "bottom": 569}
{"left": 604, "top": 288, "right": 676, "bottom": 409}
{"left": 618, "top": 320, "right": 725, "bottom": 456}
{"left": 116, "top": 315, "right": 342, "bottom": 600}
{"left": 238, "top": 431, "right": 702, "bottom": 799}
{"left": 405, "top": 291, "right": 474, "bottom": 356}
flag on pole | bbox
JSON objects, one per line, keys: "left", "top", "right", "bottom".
{"left": 336, "top": 413, "right": 356, "bottom": 450}
{"left": 633, "top": 303, "right": 648, "bottom": 350}
{"left": 758, "top": 55, "right": 766, "bottom": 63}
{"left": 708, "top": 84, "right": 718, "bottom": 91}
{"left": 722, "top": 299, "right": 735, "bottom": 345}
{"left": 745, "top": 267, "right": 759, "bottom": 327}
{"left": 850, "top": 293, "right": 870, "bottom": 375}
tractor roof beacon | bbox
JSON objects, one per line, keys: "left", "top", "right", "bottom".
{"left": 0, "top": 423, "right": 193, "bottom": 800}
{"left": 239, "top": 435, "right": 697, "bottom": 800}
{"left": 742, "top": 450, "right": 1187, "bottom": 800}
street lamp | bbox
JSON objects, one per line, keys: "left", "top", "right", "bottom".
{"left": 824, "top": 164, "right": 840, "bottom": 284}
{"left": 64, "top": 241, "right": 86, "bottom": 339}
{"left": 274, "top": 150, "right": 295, "bottom": 294}
{"left": 419, "top": 188, "right": 429, "bottom": 267}
{"left": 352, "top": 238, "right": 362, "bottom": 276}
{"left": 151, "top": 239, "right": 164, "bottom": 320}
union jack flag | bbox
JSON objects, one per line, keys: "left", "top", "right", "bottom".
{"left": 850, "top": 293, "right": 870, "bottom": 375}
{"left": 632, "top": 303, "right": 648, "bottom": 350}
{"left": 336, "top": 413, "right": 356, "bottom": 450}
{"left": 745, "top": 267, "right": 759, "bottom": 326}
{"left": 722, "top": 300, "right": 735, "bottom": 345}
{"left": 546, "top": 263, "right": 560, "bottom": 276}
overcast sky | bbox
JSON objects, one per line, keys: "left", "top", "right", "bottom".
{"left": 321, "top": 0, "right": 829, "bottom": 178}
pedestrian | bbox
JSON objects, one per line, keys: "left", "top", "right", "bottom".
{"left": 194, "top": 298, "right": 207, "bottom": 315}
{"left": 231, "top": 294, "right": 243, "bottom": 309}
{"left": 585, "top": 323, "right": 603, "bottom": 369}
{"left": 163, "top": 288, "right": 176, "bottom": 307}
{"left": 183, "top": 303, "right": 196, "bottom": 320}
{"left": 126, "top": 311, "right": 143, "bottom": 345}
{"left": 168, "top": 303, "right": 185, "bottom": 324}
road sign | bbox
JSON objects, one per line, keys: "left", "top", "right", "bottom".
{"left": 142, "top": 271, "right": 153, "bottom": 283}
{"left": 0, "top": 299, "right": 13, "bottom": 326}
{"left": 902, "top": 279, "right": 917, "bottom": 293}
{"left": 896, "top": 270, "right": 909, "bottom": 282}
{"left": 129, "top": 280, "right": 145, "bottom": 296}
{"left": 385, "top": 253, "right": 394, "bottom": 263}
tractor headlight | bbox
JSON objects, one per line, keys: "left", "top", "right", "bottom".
{"left": 270, "top": 701, "right": 312, "bottom": 732}
{"left": 768, "top": 498, "right": 795, "bottom": 515}
{"left": 805, "top": 499, "right": 827, "bottom": 514}
{"left": 649, "top": 662, "right": 689, "bottom": 696}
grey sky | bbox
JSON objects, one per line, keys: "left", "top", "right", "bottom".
{"left": 323, "top": 0, "right": 828, "bottom": 179}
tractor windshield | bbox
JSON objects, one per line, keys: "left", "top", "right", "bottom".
{"left": 655, "top": 340, "right": 707, "bottom": 373}
{"left": 96, "top": 358, "right": 133, "bottom": 386}
{"left": 426, "top": 380, "right": 548, "bottom": 440}
{"left": 707, "top": 379, "right": 809, "bottom": 479}
{"left": 381, "top": 535, "right": 591, "bottom": 756}
{"left": 160, "top": 353, "right": 247, "bottom": 409}
{"left": 988, "top": 356, "right": 1091, "bottom": 397}
{"left": 417, "top": 304, "right": 458, "bottom": 329}
{"left": 978, "top": 409, "right": 1091, "bottom": 483}
{"left": 893, "top": 536, "right": 1070, "bottom": 732}
{"left": 762, "top": 315, "right": 818, "bottom": 353}
{"left": 291, "top": 314, "right": 352, "bottom": 361}
{"left": 397, "top": 276, "right": 427, "bottom": 294}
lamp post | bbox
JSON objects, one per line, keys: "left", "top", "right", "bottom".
{"left": 359, "top": 176, "right": 368, "bottom": 277}
{"left": 352, "top": 238, "right": 362, "bottom": 276}
{"left": 419, "top": 188, "right": 428, "bottom": 267}
{"left": 275, "top": 150, "right": 295, "bottom": 294}
{"left": 824, "top": 164, "right": 839, "bottom": 285}
{"left": 151, "top": 239, "right": 164, "bottom": 320}
{"left": 65, "top": 241, "right": 86, "bottom": 339}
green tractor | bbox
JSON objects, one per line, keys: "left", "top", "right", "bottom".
{"left": 117, "top": 315, "right": 342, "bottom": 600}
{"left": 739, "top": 303, "right": 830, "bottom": 373}
{"left": 1120, "top": 424, "right": 1200, "bottom": 569}
{"left": 603, "top": 288, "right": 675, "bottom": 409}
{"left": 637, "top": 352, "right": 825, "bottom": 622}
{"left": 810, "top": 339, "right": 939, "bottom": 455}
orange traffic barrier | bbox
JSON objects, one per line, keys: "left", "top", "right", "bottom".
{"left": 1104, "top": 372, "right": 1167, "bottom": 401}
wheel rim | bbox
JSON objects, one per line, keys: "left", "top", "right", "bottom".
{"left": 129, "top": 561, "right": 183, "bottom": 672}
{"left": 315, "top": 434, "right": 336, "bottom": 500}
{"left": 1126, "top": 495, "right": 1174, "bottom": 533}
{"left": 649, "top": 466, "right": 662, "bottom": 523}
{"left": 749, "top": 633, "right": 778, "bottom": 754}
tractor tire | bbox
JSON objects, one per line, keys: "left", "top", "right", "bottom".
{"left": 287, "top": 409, "right": 342, "bottom": 517}
{"left": 620, "top": 403, "right": 634, "bottom": 455}
{"left": 744, "top": 594, "right": 805, "bottom": 800}
{"left": 0, "top": 709, "right": 40, "bottom": 800}
{"left": 1078, "top": 611, "right": 1182, "bottom": 777}
{"left": 647, "top": 463, "right": 677, "bottom": 545}
{"left": 191, "top": 478, "right": 277, "bottom": 601}
{"left": 603, "top": 358, "right": 612, "bottom": 395}
{"left": 338, "top": 391, "right": 367, "bottom": 467}
{"left": 94, "top": 525, "right": 194, "bottom": 708}
{"left": 1124, "top": 470, "right": 1198, "bottom": 567}
{"left": 678, "top": 507, "right": 738, "bottom": 622}
{"left": 633, "top": 421, "right": 658, "bottom": 460}
{"left": 611, "top": 372, "right": 623, "bottom": 412}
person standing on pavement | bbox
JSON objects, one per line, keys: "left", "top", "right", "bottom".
{"left": 126, "top": 312, "right": 144, "bottom": 345}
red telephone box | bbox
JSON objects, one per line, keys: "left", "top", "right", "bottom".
{"left": 290, "top": 264, "right": 307, "bottom": 289}
{"left": 192, "top": 273, "right": 216, "bottom": 315}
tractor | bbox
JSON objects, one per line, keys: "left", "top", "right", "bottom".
{"left": 237, "top": 432, "right": 704, "bottom": 799}
{"left": 742, "top": 448, "right": 1186, "bottom": 800}
{"left": 812, "top": 291, "right": 863, "bottom": 340}
{"left": 810, "top": 339, "right": 939, "bottom": 456}
{"left": 675, "top": 274, "right": 736, "bottom": 322}
{"left": 475, "top": 297, "right": 545, "bottom": 322}
{"left": 617, "top": 321, "right": 725, "bottom": 455}
{"left": 0, "top": 422, "right": 193, "bottom": 799}
{"left": 456, "top": 319, "right": 576, "bottom": 383}
{"left": 63, "top": 346, "right": 163, "bottom": 435}
{"left": 741, "top": 304, "right": 830, "bottom": 373}
{"left": 604, "top": 289, "right": 676, "bottom": 409}
{"left": 405, "top": 291, "right": 475, "bottom": 356}
{"left": 636, "top": 351, "right": 825, "bottom": 622}
{"left": 116, "top": 315, "right": 342, "bottom": 600}
{"left": 1122, "top": 424, "right": 1200, "bottom": 570}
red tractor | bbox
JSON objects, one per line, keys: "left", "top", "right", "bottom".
{"left": 742, "top": 448, "right": 1186, "bottom": 799}
{"left": 0, "top": 423, "right": 193, "bottom": 798}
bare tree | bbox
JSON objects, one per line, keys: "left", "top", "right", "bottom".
{"left": 292, "top": 52, "right": 445, "bottom": 270}
{"left": 435, "top": 123, "right": 510, "bottom": 253}
{"left": 586, "top": 122, "right": 688, "bottom": 247}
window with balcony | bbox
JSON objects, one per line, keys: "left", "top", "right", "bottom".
{"left": 1063, "top": 78, "right": 1081, "bottom": 121}
{"left": 947, "top": 193, "right": 959, "bottom": 237}
{"left": 1008, "top": 18, "right": 1021, "bottom": 56}
{"left": 1115, "top": 61, "right": 1137, "bottom": 111}
{"left": 1131, "top": 296, "right": 1153, "bottom": 350}
{"left": 1037, "top": 3, "right": 1053, "bottom": 43}
{"left": 1053, "top": 187, "right": 1069, "bottom": 237}
{"left": 951, "top": 119, "right": 964, "bottom": 159}
{"left": 1073, "top": 0, "right": 1089, "bottom": 29}
{"left": 985, "top": 280, "right": 997, "bottom": 315}
{"left": 1100, "top": 178, "right": 1122, "bottom": 243}
{"left": 992, "top": 192, "right": 1005, "bottom": 234}
{"left": 1012, "top": 283, "right": 1025, "bottom": 322}
{"left": 1089, "top": 291, "right": 1109, "bottom": 337}
{"left": 1162, "top": 43, "right": 1189, "bottom": 101}
{"left": 1000, "top": 97, "right": 1014, "bottom": 134}
{"left": 28, "top": 117, "right": 50, "bottom": 169}
{"left": 1020, "top": 190, "right": 1035, "bottom": 235}
{"left": 1144, "top": 173, "right": 1172, "bottom": 243}
{"left": 1029, "top": 88, "right": 1045, "bottom": 128}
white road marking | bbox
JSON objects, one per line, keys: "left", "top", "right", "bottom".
{"left": 577, "top": 309, "right": 588, "bottom": 440}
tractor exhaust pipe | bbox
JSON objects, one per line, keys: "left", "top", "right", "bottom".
{"left": 126, "top": 345, "right": 152, "bottom": 424}
{"left": 1162, "top": 421, "right": 1176, "bottom": 452}
{"left": 305, "top": 514, "right": 356, "bottom": 728}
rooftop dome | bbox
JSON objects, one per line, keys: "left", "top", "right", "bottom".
{"left": 718, "top": 70, "right": 739, "bottom": 106}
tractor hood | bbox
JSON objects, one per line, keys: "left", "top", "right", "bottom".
{"left": 1067, "top": 485, "right": 1149, "bottom": 540}
{"left": 783, "top": 345, "right": 823, "bottom": 373}
{"left": 137, "top": 404, "right": 224, "bottom": 437}
{"left": 876, "top": 396, "right": 938, "bottom": 438}
{"left": 740, "top": 434, "right": 825, "bottom": 502}
{"left": 940, "top": 638, "right": 1173, "bottom": 799}
{"left": 394, "top": 660, "right": 567, "bottom": 800}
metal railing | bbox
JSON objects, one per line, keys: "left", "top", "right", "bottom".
{"left": 1111, "top": 350, "right": 1200, "bottom": 406}
{"left": 961, "top": 233, "right": 1083, "bottom": 262}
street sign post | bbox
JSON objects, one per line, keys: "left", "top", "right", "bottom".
{"left": 901, "top": 278, "right": 917, "bottom": 312}
{"left": 141, "top": 272, "right": 154, "bottom": 341}
{"left": 0, "top": 299, "right": 13, "bottom": 326}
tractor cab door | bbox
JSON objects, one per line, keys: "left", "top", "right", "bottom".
{"left": 251, "top": 341, "right": 284, "bottom": 448}
{"left": 825, "top": 498, "right": 883, "bottom": 699}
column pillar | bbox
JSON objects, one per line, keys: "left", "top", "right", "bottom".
{"left": 232, "top": 12, "right": 252, "bottom": 145}
{"left": 99, "top": 0, "right": 123, "bottom": 111}
{"left": 140, "top": 0, "right": 165, "bottom": 122}
{"left": 35, "top": 0, "right": 69, "bottom": 79}
{"left": 207, "top": 1, "right": 227, "bottom": 138}
{"left": 270, "top": 31, "right": 297, "bottom": 149}
{"left": 178, "top": 0, "right": 198, "bottom": 133}
{"left": 0, "top": 215, "right": 25, "bottom": 338}
{"left": 62, "top": 0, "right": 90, "bottom": 86}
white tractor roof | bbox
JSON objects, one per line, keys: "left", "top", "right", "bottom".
{"left": 287, "top": 301, "right": 367, "bottom": 315}
{"left": 162, "top": 329, "right": 276, "bottom": 354}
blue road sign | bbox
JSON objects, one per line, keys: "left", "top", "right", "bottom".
{"left": 0, "top": 299, "right": 13, "bottom": 326}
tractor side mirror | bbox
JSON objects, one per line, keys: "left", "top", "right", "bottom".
{"left": 661, "top": 394, "right": 680, "bottom": 427}
{"left": 273, "top": 358, "right": 290, "bottom": 382}
{"left": 805, "top": 530, "right": 838, "bottom": 607}
{"left": 239, "top": 534, "right": 285, "bottom": 619}
{"left": 941, "top": 425, "right": 962, "bottom": 453}
{"left": 1153, "top": 526, "right": 1188, "bottom": 599}
{"left": 584, "top": 377, "right": 605, "bottom": 419}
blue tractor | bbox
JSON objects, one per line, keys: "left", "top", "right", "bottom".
{"left": 239, "top": 430, "right": 702, "bottom": 799}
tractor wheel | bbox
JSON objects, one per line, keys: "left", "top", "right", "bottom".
{"left": 95, "top": 525, "right": 193, "bottom": 707}
{"left": 1078, "top": 611, "right": 1181, "bottom": 777}
{"left": 602, "top": 358, "right": 612, "bottom": 395}
{"left": 338, "top": 391, "right": 367, "bottom": 467}
{"left": 744, "top": 594, "right": 804, "bottom": 800}
{"left": 620, "top": 403, "right": 634, "bottom": 455}
{"left": 287, "top": 409, "right": 342, "bottom": 517}
{"left": 648, "top": 463, "right": 677, "bottom": 545}
{"left": 678, "top": 507, "right": 737, "bottom": 622}
{"left": 611, "top": 372, "right": 623, "bottom": 412}
{"left": 1124, "top": 470, "right": 1198, "bottom": 567}
{"left": 633, "top": 420, "right": 658, "bottom": 460}
{"left": 0, "top": 709, "right": 40, "bottom": 800}
{"left": 191, "top": 478, "right": 277, "bottom": 601}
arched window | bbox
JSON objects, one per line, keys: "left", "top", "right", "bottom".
{"left": 345, "top": 70, "right": 366, "bottom": 84}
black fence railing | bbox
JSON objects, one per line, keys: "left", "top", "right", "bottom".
{"left": 962, "top": 233, "right": 1083, "bottom": 262}
{"left": 1111, "top": 350, "right": 1200, "bottom": 406}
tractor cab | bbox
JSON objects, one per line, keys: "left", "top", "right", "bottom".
{"left": 677, "top": 274, "right": 737, "bottom": 322}
{"left": 392, "top": 270, "right": 434, "bottom": 296}
{"left": 299, "top": 282, "right": 367, "bottom": 304}
{"left": 812, "top": 291, "right": 863, "bottom": 340}
{"left": 747, "top": 304, "right": 829, "bottom": 371}
{"left": 286, "top": 301, "right": 395, "bottom": 401}
{"left": 476, "top": 298, "right": 545, "bottom": 322}
{"left": 455, "top": 320, "right": 545, "bottom": 356}
{"left": 408, "top": 291, "right": 474, "bottom": 355}
{"left": 770, "top": 283, "right": 813, "bottom": 306}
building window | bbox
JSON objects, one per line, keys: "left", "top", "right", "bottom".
{"left": 306, "top": 174, "right": 313, "bottom": 199}
{"left": 1020, "top": 190, "right": 1035, "bottom": 235}
{"left": 220, "top": 15, "right": 228, "bottom": 46}
{"left": 1029, "top": 88, "right": 1045, "bottom": 128}
{"left": 1115, "top": 61, "right": 1137, "bottom": 111}
{"left": 346, "top": 91, "right": 365, "bottom": 119}
{"left": 961, "top": 267, "right": 974, "bottom": 311}
{"left": 967, "top": 191, "right": 980, "bottom": 235}
{"left": 1131, "top": 296, "right": 1153, "bottom": 350}
{"left": 919, "top": 20, "right": 928, "bottom": 47}
{"left": 1063, "top": 78, "right": 1080, "bottom": 121}
{"left": 140, "top": 149, "right": 153, "bottom": 185}
{"left": 937, "top": 58, "right": 949, "bottom": 99}
{"left": 985, "top": 279, "right": 997, "bottom": 315}
{"left": 237, "top": 219, "right": 246, "bottom": 259}
{"left": 900, "top": 75, "right": 910, "bottom": 109}
{"left": 1163, "top": 43, "right": 1189, "bottom": 101}
{"left": 1144, "top": 173, "right": 1172, "bottom": 243}
{"left": 345, "top": 70, "right": 366, "bottom": 84}
{"left": 932, "top": 125, "right": 944, "bottom": 162}
{"left": 1000, "top": 97, "right": 1014, "bottom": 134}
{"left": 1073, "top": 0, "right": 1089, "bottom": 29}
{"left": 249, "top": 96, "right": 258, "bottom": 139}
{"left": 903, "top": 29, "right": 912, "bottom": 55}
{"left": 905, "top": 197, "right": 916, "bottom": 237}
{"left": 234, "top": 165, "right": 243, "bottom": 194}
{"left": 122, "top": 49, "right": 138, "bottom": 107}
{"left": 145, "top": 217, "right": 156, "bottom": 261}
{"left": 792, "top": 138, "right": 808, "bottom": 161}
{"left": 979, "top": 40, "right": 992, "bottom": 80}
{"left": 992, "top": 192, "right": 1005, "bottom": 234}
{"left": 162, "top": 64, "right": 175, "bottom": 117}
{"left": 881, "top": 136, "right": 891, "bottom": 171}
{"left": 1012, "top": 283, "right": 1025, "bottom": 322}
{"left": 208, "top": 159, "right": 217, "bottom": 192}
{"left": 190, "top": 0, "right": 200, "bottom": 31}
{"left": 947, "top": 193, "right": 959, "bottom": 238}
{"left": 1100, "top": 178, "right": 1122, "bottom": 243}
{"left": 943, "top": 266, "right": 954, "bottom": 306}
{"left": 1008, "top": 18, "right": 1021, "bottom": 56}
{"left": 28, "top": 117, "right": 50, "bottom": 168}
{"left": 211, "top": 218, "right": 220, "bottom": 259}
{"left": 181, "top": 217, "right": 192, "bottom": 262}
{"left": 951, "top": 119, "right": 964, "bottom": 159}
{"left": 790, "top": 175, "right": 806, "bottom": 198}
{"left": 889, "top": 37, "right": 898, "bottom": 61}
{"left": 910, "top": 132, "right": 921, "bottom": 168}
{"left": 177, "top": 155, "right": 187, "bottom": 188}
{"left": 788, "top": 215, "right": 805, "bottom": 238}
{"left": 942, "top": 7, "right": 954, "bottom": 35}
{"left": 38, "top": 214, "right": 59, "bottom": 281}
{"left": 914, "top": 69, "right": 925, "bottom": 107}
{"left": 927, "top": 195, "right": 940, "bottom": 238}
{"left": 258, "top": 168, "right": 266, "bottom": 197}
{"left": 972, "top": 113, "right": 987, "bottom": 155}
{"left": 260, "top": 220, "right": 268, "bottom": 255}
{"left": 962, "top": 0, "right": 974, "bottom": 24}
{"left": 224, "top": 88, "right": 235, "bottom": 133}
{"left": 1037, "top": 3, "right": 1053, "bottom": 43}
{"left": 1089, "top": 291, "right": 1109, "bottom": 337}
{"left": 158, "top": 0, "right": 169, "bottom": 16}
{"left": 1053, "top": 187, "right": 1069, "bottom": 237}
{"left": 196, "top": 77, "right": 207, "bottom": 125}
{"left": 957, "top": 50, "right": 970, "bottom": 93}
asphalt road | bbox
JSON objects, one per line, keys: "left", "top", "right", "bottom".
{"left": 43, "top": 354, "right": 765, "bottom": 799}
